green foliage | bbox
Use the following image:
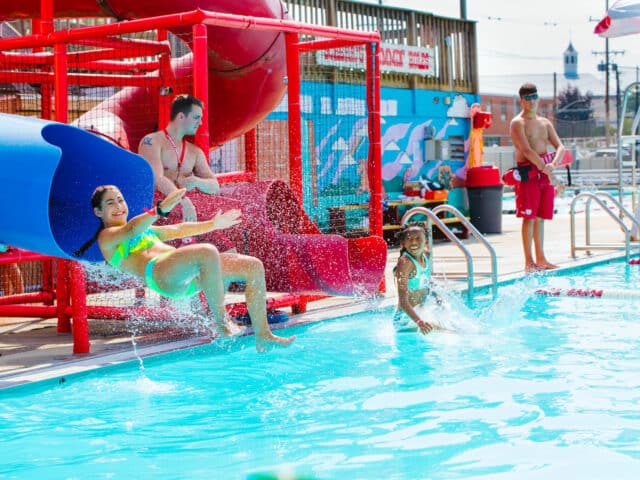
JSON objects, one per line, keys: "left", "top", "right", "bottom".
{"left": 556, "top": 85, "right": 593, "bottom": 121}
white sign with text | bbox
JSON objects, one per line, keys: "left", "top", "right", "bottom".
{"left": 316, "top": 43, "right": 435, "bottom": 76}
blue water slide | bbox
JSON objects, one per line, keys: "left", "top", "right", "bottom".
{"left": 0, "top": 113, "right": 153, "bottom": 262}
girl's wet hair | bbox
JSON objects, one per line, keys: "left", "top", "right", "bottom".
{"left": 73, "top": 185, "right": 119, "bottom": 258}
{"left": 393, "top": 222, "right": 429, "bottom": 274}
{"left": 395, "top": 221, "right": 428, "bottom": 243}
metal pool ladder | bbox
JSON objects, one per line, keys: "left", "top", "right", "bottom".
{"left": 570, "top": 191, "right": 640, "bottom": 262}
{"left": 400, "top": 205, "right": 498, "bottom": 303}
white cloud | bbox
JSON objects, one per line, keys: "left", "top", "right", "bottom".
{"left": 447, "top": 95, "right": 470, "bottom": 118}
{"left": 398, "top": 151, "right": 413, "bottom": 164}
{"left": 339, "top": 153, "right": 357, "bottom": 166}
{"left": 332, "top": 137, "right": 349, "bottom": 151}
{"left": 384, "top": 140, "right": 401, "bottom": 151}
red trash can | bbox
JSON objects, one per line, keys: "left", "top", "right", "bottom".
{"left": 466, "top": 166, "right": 503, "bottom": 234}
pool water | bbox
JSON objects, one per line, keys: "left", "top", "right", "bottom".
{"left": 502, "top": 188, "right": 637, "bottom": 215}
{"left": 2, "top": 260, "right": 640, "bottom": 479}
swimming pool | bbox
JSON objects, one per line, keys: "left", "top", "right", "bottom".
{"left": 2, "top": 259, "right": 640, "bottom": 479}
{"left": 502, "top": 187, "right": 636, "bottom": 215}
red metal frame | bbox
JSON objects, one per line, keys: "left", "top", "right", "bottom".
{"left": 192, "top": 22, "right": 210, "bottom": 156}
{"left": 157, "top": 29, "right": 173, "bottom": 130}
{"left": 0, "top": 5, "right": 382, "bottom": 354}
{"left": 38, "top": 0, "right": 53, "bottom": 119}
{"left": 243, "top": 128, "right": 258, "bottom": 182}
{"left": 367, "top": 42, "right": 383, "bottom": 239}
{"left": 285, "top": 32, "right": 303, "bottom": 202}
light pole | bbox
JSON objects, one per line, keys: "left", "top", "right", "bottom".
{"left": 612, "top": 63, "right": 621, "bottom": 129}
{"left": 606, "top": 0, "right": 610, "bottom": 145}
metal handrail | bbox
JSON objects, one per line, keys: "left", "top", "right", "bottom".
{"left": 617, "top": 81, "right": 640, "bottom": 211}
{"left": 570, "top": 192, "right": 640, "bottom": 262}
{"left": 400, "top": 205, "right": 497, "bottom": 303}
{"left": 433, "top": 204, "right": 498, "bottom": 298}
{"left": 594, "top": 191, "right": 640, "bottom": 231}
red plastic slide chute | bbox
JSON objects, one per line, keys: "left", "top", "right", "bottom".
{"left": 216, "top": 181, "right": 387, "bottom": 296}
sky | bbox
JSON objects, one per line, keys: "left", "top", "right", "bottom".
{"left": 359, "top": 0, "right": 640, "bottom": 83}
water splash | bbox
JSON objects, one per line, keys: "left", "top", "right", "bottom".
{"left": 476, "top": 279, "right": 537, "bottom": 329}
{"left": 128, "top": 326, "right": 145, "bottom": 372}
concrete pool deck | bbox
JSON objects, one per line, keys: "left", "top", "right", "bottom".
{"left": 0, "top": 209, "right": 635, "bottom": 388}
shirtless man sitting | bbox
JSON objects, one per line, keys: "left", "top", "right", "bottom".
{"left": 138, "top": 94, "right": 220, "bottom": 224}
{"left": 509, "top": 83, "right": 565, "bottom": 273}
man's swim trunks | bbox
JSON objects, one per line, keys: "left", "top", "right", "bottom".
{"left": 515, "top": 151, "right": 555, "bottom": 220}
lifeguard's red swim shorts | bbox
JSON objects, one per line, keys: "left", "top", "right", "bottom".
{"left": 515, "top": 152, "right": 555, "bottom": 220}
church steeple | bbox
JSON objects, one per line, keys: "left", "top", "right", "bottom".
{"left": 564, "top": 41, "right": 578, "bottom": 79}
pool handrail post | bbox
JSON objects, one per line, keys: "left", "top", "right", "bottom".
{"left": 570, "top": 192, "right": 632, "bottom": 262}
{"left": 432, "top": 204, "right": 499, "bottom": 299}
{"left": 400, "top": 206, "right": 475, "bottom": 304}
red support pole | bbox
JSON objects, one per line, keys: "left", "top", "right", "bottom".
{"left": 0, "top": 292, "right": 54, "bottom": 307}
{"left": 39, "top": 0, "right": 54, "bottom": 35}
{"left": 0, "top": 52, "right": 49, "bottom": 66}
{"left": 216, "top": 171, "right": 256, "bottom": 184}
{"left": 73, "top": 36, "right": 171, "bottom": 53}
{"left": 41, "top": 258, "right": 54, "bottom": 305}
{"left": 285, "top": 32, "right": 303, "bottom": 201}
{"left": 192, "top": 23, "right": 210, "bottom": 156}
{"left": 70, "top": 60, "right": 160, "bottom": 72}
{"left": 36, "top": 0, "right": 54, "bottom": 120}
{"left": 244, "top": 128, "right": 257, "bottom": 181}
{"left": 0, "top": 71, "right": 161, "bottom": 88}
{"left": 298, "top": 38, "right": 364, "bottom": 53}
{"left": 366, "top": 42, "right": 383, "bottom": 239}
{"left": 70, "top": 42, "right": 168, "bottom": 61}
{"left": 53, "top": 43, "right": 68, "bottom": 123}
{"left": 0, "top": 305, "right": 57, "bottom": 317}
{"left": 157, "top": 29, "right": 173, "bottom": 134}
{"left": 56, "top": 260, "right": 71, "bottom": 333}
{"left": 69, "top": 261, "right": 90, "bottom": 354}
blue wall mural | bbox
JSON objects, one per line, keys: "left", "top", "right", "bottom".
{"left": 269, "top": 82, "right": 480, "bottom": 230}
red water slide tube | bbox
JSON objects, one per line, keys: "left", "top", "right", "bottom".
{"left": 0, "top": 0, "right": 288, "bottom": 149}
{"left": 219, "top": 180, "right": 387, "bottom": 296}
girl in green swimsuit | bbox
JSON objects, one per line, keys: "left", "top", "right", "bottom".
{"left": 77, "top": 185, "right": 295, "bottom": 351}
{"left": 393, "top": 222, "right": 439, "bottom": 335}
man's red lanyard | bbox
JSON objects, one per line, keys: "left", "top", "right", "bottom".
{"left": 163, "top": 128, "right": 186, "bottom": 173}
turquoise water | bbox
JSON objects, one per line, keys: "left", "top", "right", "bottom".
{"left": 2, "top": 260, "right": 640, "bottom": 479}
{"left": 503, "top": 188, "right": 636, "bottom": 215}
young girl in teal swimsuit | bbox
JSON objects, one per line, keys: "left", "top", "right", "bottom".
{"left": 393, "top": 222, "right": 439, "bottom": 335}
{"left": 76, "top": 185, "right": 295, "bottom": 351}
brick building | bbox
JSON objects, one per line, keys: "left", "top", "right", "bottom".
{"left": 477, "top": 42, "right": 614, "bottom": 146}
